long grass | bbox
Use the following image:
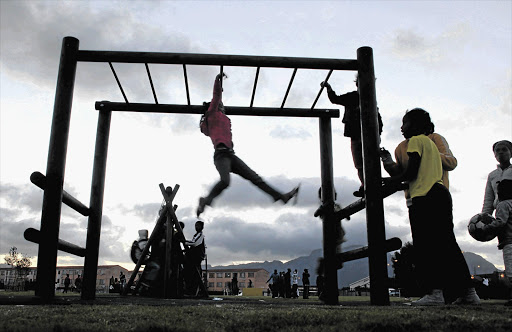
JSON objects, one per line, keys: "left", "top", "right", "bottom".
{"left": 1, "top": 291, "right": 511, "bottom": 332}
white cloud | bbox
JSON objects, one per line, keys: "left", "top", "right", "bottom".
{"left": 388, "top": 22, "right": 472, "bottom": 66}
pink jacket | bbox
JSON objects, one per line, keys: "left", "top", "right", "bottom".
{"left": 200, "top": 76, "right": 233, "bottom": 149}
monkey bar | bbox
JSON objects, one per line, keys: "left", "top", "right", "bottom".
{"left": 32, "top": 36, "right": 387, "bottom": 306}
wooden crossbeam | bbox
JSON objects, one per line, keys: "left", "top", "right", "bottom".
{"left": 337, "top": 237, "right": 402, "bottom": 266}
{"left": 77, "top": 50, "right": 358, "bottom": 71}
{"left": 333, "top": 182, "right": 408, "bottom": 221}
{"left": 95, "top": 101, "right": 340, "bottom": 118}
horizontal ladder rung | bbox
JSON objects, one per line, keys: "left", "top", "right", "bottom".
{"left": 24, "top": 228, "right": 86, "bottom": 257}
{"left": 30, "top": 171, "right": 90, "bottom": 216}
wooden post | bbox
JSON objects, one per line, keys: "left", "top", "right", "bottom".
{"left": 357, "top": 46, "right": 389, "bottom": 305}
{"left": 319, "top": 117, "right": 339, "bottom": 305}
{"left": 35, "top": 36, "right": 79, "bottom": 301}
{"left": 82, "top": 109, "right": 112, "bottom": 300}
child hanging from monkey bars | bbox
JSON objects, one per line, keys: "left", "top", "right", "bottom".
{"left": 196, "top": 72, "right": 300, "bottom": 217}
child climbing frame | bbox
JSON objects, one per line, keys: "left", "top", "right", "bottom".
{"left": 33, "top": 36, "right": 385, "bottom": 305}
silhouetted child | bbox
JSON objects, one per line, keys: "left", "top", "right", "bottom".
{"left": 321, "top": 76, "right": 383, "bottom": 197}
{"left": 302, "top": 268, "right": 310, "bottom": 299}
{"left": 382, "top": 108, "right": 479, "bottom": 306}
{"left": 184, "top": 221, "right": 206, "bottom": 296}
{"left": 197, "top": 73, "right": 299, "bottom": 216}
{"left": 482, "top": 179, "right": 512, "bottom": 306}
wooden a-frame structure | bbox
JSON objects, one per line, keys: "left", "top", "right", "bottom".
{"left": 28, "top": 36, "right": 396, "bottom": 305}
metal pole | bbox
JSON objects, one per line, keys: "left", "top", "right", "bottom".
{"left": 250, "top": 67, "right": 260, "bottom": 108}
{"left": 36, "top": 36, "right": 79, "bottom": 301}
{"left": 108, "top": 63, "right": 129, "bottom": 103}
{"left": 145, "top": 63, "right": 158, "bottom": 104}
{"left": 311, "top": 70, "right": 333, "bottom": 109}
{"left": 281, "top": 68, "right": 297, "bottom": 108}
{"left": 357, "top": 46, "right": 389, "bottom": 305}
{"left": 182, "top": 64, "right": 191, "bottom": 105}
{"left": 82, "top": 109, "right": 112, "bottom": 300}
{"left": 319, "top": 117, "right": 339, "bottom": 305}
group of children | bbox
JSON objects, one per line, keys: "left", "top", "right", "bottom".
{"left": 131, "top": 216, "right": 206, "bottom": 298}
{"left": 266, "top": 268, "right": 311, "bottom": 299}
{"left": 196, "top": 72, "right": 511, "bottom": 306}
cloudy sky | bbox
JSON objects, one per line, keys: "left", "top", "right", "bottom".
{"left": 1, "top": 1, "right": 510, "bottom": 273}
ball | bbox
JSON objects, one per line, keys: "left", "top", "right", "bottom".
{"left": 467, "top": 213, "right": 497, "bottom": 242}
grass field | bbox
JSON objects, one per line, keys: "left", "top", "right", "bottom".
{"left": 1, "top": 291, "right": 511, "bottom": 332}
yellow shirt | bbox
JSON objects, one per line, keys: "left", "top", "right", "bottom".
{"left": 394, "top": 133, "right": 456, "bottom": 201}
{"left": 407, "top": 134, "right": 443, "bottom": 199}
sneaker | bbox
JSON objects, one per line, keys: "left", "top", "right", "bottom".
{"left": 282, "top": 184, "right": 300, "bottom": 204}
{"left": 353, "top": 186, "right": 364, "bottom": 198}
{"left": 452, "top": 288, "right": 481, "bottom": 305}
{"left": 410, "top": 289, "right": 445, "bottom": 306}
{"left": 196, "top": 197, "right": 206, "bottom": 217}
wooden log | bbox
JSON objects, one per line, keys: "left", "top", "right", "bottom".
{"left": 334, "top": 182, "right": 407, "bottom": 221}
{"left": 318, "top": 117, "right": 338, "bottom": 305}
{"left": 358, "top": 46, "right": 389, "bottom": 305}
{"left": 30, "top": 171, "right": 90, "bottom": 216}
{"left": 95, "top": 101, "right": 340, "bottom": 118}
{"left": 24, "top": 228, "right": 86, "bottom": 257}
{"left": 82, "top": 109, "right": 112, "bottom": 300}
{"left": 78, "top": 49, "right": 358, "bottom": 70}
{"left": 36, "top": 36, "right": 79, "bottom": 302}
{"left": 337, "top": 237, "right": 402, "bottom": 265}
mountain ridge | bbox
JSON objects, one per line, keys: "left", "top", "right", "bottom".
{"left": 209, "top": 247, "right": 499, "bottom": 287}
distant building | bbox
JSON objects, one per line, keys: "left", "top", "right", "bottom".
{"left": 205, "top": 268, "right": 269, "bottom": 293}
{"left": 349, "top": 276, "right": 370, "bottom": 290}
{"left": 54, "top": 265, "right": 131, "bottom": 293}
{"left": 0, "top": 264, "right": 132, "bottom": 293}
{"left": 0, "top": 264, "right": 38, "bottom": 290}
